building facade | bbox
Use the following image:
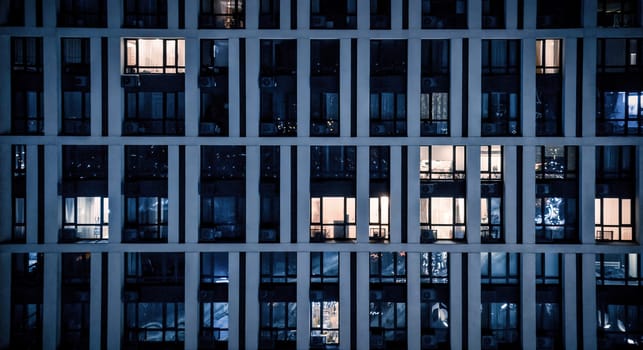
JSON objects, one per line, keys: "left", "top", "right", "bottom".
{"left": 0, "top": 0, "right": 642, "bottom": 349}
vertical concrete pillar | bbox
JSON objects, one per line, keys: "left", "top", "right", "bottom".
{"left": 280, "top": 146, "right": 292, "bottom": 243}
{"left": 356, "top": 146, "right": 370, "bottom": 243}
{"left": 246, "top": 146, "right": 260, "bottom": 243}
{"left": 245, "top": 252, "right": 260, "bottom": 349}
{"left": 106, "top": 252, "right": 123, "bottom": 350}
{"left": 521, "top": 253, "right": 536, "bottom": 350}
{"left": 467, "top": 146, "right": 481, "bottom": 244}
{"left": 229, "top": 39, "right": 241, "bottom": 137}
{"left": 184, "top": 37, "right": 199, "bottom": 137}
{"left": 297, "top": 39, "right": 311, "bottom": 137}
{"left": 245, "top": 39, "right": 260, "bottom": 137}
{"left": 42, "top": 253, "right": 60, "bottom": 350}
{"left": 89, "top": 253, "right": 102, "bottom": 350}
{"left": 184, "top": 252, "right": 199, "bottom": 350}
{"left": 522, "top": 38, "right": 537, "bottom": 137}
{"left": 468, "top": 39, "right": 482, "bottom": 137}
{"left": 389, "top": 146, "right": 402, "bottom": 243}
{"left": 339, "top": 39, "right": 351, "bottom": 137}
{"left": 562, "top": 38, "right": 578, "bottom": 137}
{"left": 228, "top": 252, "right": 241, "bottom": 349}
{"left": 407, "top": 38, "right": 421, "bottom": 138}
{"left": 296, "top": 252, "right": 311, "bottom": 349}
{"left": 503, "top": 146, "right": 518, "bottom": 244}
{"left": 90, "top": 37, "right": 103, "bottom": 136}
{"left": 167, "top": 146, "right": 179, "bottom": 243}
{"left": 185, "top": 146, "right": 200, "bottom": 243}
{"left": 296, "top": 146, "right": 311, "bottom": 243}
{"left": 339, "top": 251, "right": 351, "bottom": 350}
{"left": 450, "top": 39, "right": 464, "bottom": 137}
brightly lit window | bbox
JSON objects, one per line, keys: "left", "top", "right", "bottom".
{"left": 124, "top": 38, "right": 185, "bottom": 74}
{"left": 420, "top": 146, "right": 465, "bottom": 180}
{"left": 481, "top": 145, "right": 502, "bottom": 180}
{"left": 536, "top": 39, "right": 561, "bottom": 74}
{"left": 311, "top": 301, "right": 339, "bottom": 345}
{"left": 535, "top": 197, "right": 577, "bottom": 242}
{"left": 310, "top": 252, "right": 340, "bottom": 346}
{"left": 63, "top": 197, "right": 109, "bottom": 240}
{"left": 420, "top": 197, "right": 466, "bottom": 241}
{"left": 369, "top": 196, "right": 389, "bottom": 241}
{"left": 595, "top": 198, "right": 634, "bottom": 241}
{"left": 310, "top": 197, "right": 356, "bottom": 241}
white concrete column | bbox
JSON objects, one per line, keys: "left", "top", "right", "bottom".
{"left": 562, "top": 38, "right": 577, "bottom": 137}
{"left": 562, "top": 254, "right": 578, "bottom": 350}
{"left": 339, "top": 251, "right": 351, "bottom": 350}
{"left": 184, "top": 0, "right": 198, "bottom": 29}
{"left": 90, "top": 37, "right": 102, "bottom": 136}
{"left": 280, "top": 0, "right": 291, "bottom": 29}
{"left": 184, "top": 37, "right": 199, "bottom": 137}
{"left": 468, "top": 0, "right": 482, "bottom": 28}
{"left": 245, "top": 252, "right": 260, "bottom": 349}
{"left": 390, "top": 146, "right": 402, "bottom": 243}
{"left": 0, "top": 253, "right": 11, "bottom": 348}
{"left": 167, "top": 0, "right": 178, "bottom": 29}
{"left": 89, "top": 253, "right": 102, "bottom": 350}
{"left": 582, "top": 38, "right": 597, "bottom": 137}
{"left": 503, "top": 146, "right": 518, "bottom": 244}
{"left": 407, "top": 38, "right": 421, "bottom": 138}
{"left": 106, "top": 252, "right": 123, "bottom": 350}
{"left": 467, "top": 253, "right": 481, "bottom": 350}
{"left": 506, "top": 0, "right": 518, "bottom": 29}
{"left": 467, "top": 146, "right": 481, "bottom": 244}
{"left": 44, "top": 145, "right": 59, "bottom": 244}
{"left": 356, "top": 38, "right": 370, "bottom": 137}
{"left": 107, "top": 0, "right": 122, "bottom": 28}
{"left": 580, "top": 146, "right": 596, "bottom": 244}
{"left": 246, "top": 146, "right": 260, "bottom": 243}
{"left": 107, "top": 37, "right": 122, "bottom": 136}
{"left": 522, "top": 38, "right": 536, "bottom": 137}
{"left": 521, "top": 253, "right": 536, "bottom": 350}
{"left": 0, "top": 145, "right": 11, "bottom": 242}
{"left": 449, "top": 253, "right": 463, "bottom": 350}
{"left": 450, "top": 39, "right": 464, "bottom": 137}
{"left": 391, "top": 0, "right": 402, "bottom": 29}
{"left": 297, "top": 0, "right": 310, "bottom": 29}
{"left": 280, "top": 146, "right": 292, "bottom": 243}
{"left": 42, "top": 253, "right": 60, "bottom": 350}
{"left": 340, "top": 39, "right": 351, "bottom": 137}
{"left": 523, "top": 0, "right": 537, "bottom": 29}
{"left": 407, "top": 252, "right": 421, "bottom": 350}
{"left": 25, "top": 145, "right": 38, "bottom": 244}
{"left": 581, "top": 253, "right": 597, "bottom": 350}
{"left": 408, "top": 0, "right": 421, "bottom": 29}
{"left": 42, "top": 0, "right": 55, "bottom": 27}
{"left": 0, "top": 36, "right": 11, "bottom": 133}
{"left": 43, "top": 36, "right": 60, "bottom": 136}
{"left": 24, "top": 0, "right": 36, "bottom": 26}
{"left": 468, "top": 38, "right": 482, "bottom": 137}
{"left": 357, "top": 146, "right": 370, "bottom": 243}
{"left": 184, "top": 252, "right": 199, "bottom": 350}
{"left": 297, "top": 146, "right": 311, "bottom": 243}
{"left": 522, "top": 147, "right": 536, "bottom": 244}
{"left": 357, "top": 0, "right": 370, "bottom": 29}
{"left": 167, "top": 146, "right": 179, "bottom": 243}
{"left": 356, "top": 252, "right": 370, "bottom": 348}
{"left": 407, "top": 146, "right": 420, "bottom": 243}
{"left": 108, "top": 145, "right": 123, "bottom": 243}
{"left": 245, "top": 38, "right": 260, "bottom": 137}
{"left": 297, "top": 39, "right": 310, "bottom": 137}
{"left": 228, "top": 252, "right": 241, "bottom": 350}
{"left": 296, "top": 252, "right": 311, "bottom": 349}
{"left": 229, "top": 39, "right": 241, "bottom": 137}
{"left": 246, "top": 0, "right": 258, "bottom": 29}
{"left": 583, "top": 0, "right": 597, "bottom": 27}
{"left": 185, "top": 146, "right": 200, "bottom": 243}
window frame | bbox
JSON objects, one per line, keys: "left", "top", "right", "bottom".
{"left": 124, "top": 38, "right": 185, "bottom": 74}
{"left": 535, "top": 146, "right": 578, "bottom": 180}
{"left": 480, "top": 252, "right": 519, "bottom": 284}
{"left": 124, "top": 301, "right": 185, "bottom": 344}
{"left": 595, "top": 197, "right": 634, "bottom": 242}
{"left": 369, "top": 252, "right": 407, "bottom": 284}
{"left": 260, "top": 301, "right": 297, "bottom": 344}
{"left": 200, "top": 252, "right": 229, "bottom": 284}
{"left": 260, "top": 252, "right": 297, "bottom": 283}
{"left": 420, "top": 145, "right": 466, "bottom": 181}
{"left": 62, "top": 196, "right": 109, "bottom": 240}
{"left": 597, "top": 91, "right": 643, "bottom": 136}
{"left": 199, "top": 0, "right": 245, "bottom": 29}
{"left": 595, "top": 254, "right": 642, "bottom": 286}
{"left": 420, "top": 196, "right": 466, "bottom": 241}
{"left": 310, "top": 252, "right": 339, "bottom": 284}
{"left": 536, "top": 39, "right": 562, "bottom": 74}
{"left": 369, "top": 196, "right": 390, "bottom": 241}
{"left": 200, "top": 301, "right": 229, "bottom": 342}
{"left": 124, "top": 196, "right": 169, "bottom": 242}
{"left": 310, "top": 196, "right": 357, "bottom": 242}
{"left": 534, "top": 196, "right": 578, "bottom": 242}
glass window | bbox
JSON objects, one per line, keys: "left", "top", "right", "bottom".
{"left": 421, "top": 0, "right": 467, "bottom": 29}
{"left": 535, "top": 197, "right": 577, "bottom": 242}
{"left": 595, "top": 197, "right": 634, "bottom": 242}
{"left": 261, "top": 252, "right": 297, "bottom": 283}
{"left": 481, "top": 252, "right": 519, "bottom": 284}
{"left": 536, "top": 253, "right": 561, "bottom": 284}
{"left": 125, "top": 253, "right": 184, "bottom": 283}
{"left": 260, "top": 301, "right": 297, "bottom": 345}
{"left": 311, "top": 146, "right": 356, "bottom": 179}
{"left": 481, "top": 197, "right": 502, "bottom": 242}
{"left": 201, "top": 253, "right": 228, "bottom": 284}
{"left": 420, "top": 146, "right": 466, "bottom": 180}
{"left": 310, "top": 0, "right": 357, "bottom": 29}
{"left": 125, "top": 146, "right": 168, "bottom": 180}
{"left": 123, "top": 0, "right": 168, "bottom": 28}
{"left": 536, "top": 39, "right": 561, "bottom": 74}
{"left": 598, "top": 38, "right": 642, "bottom": 73}
{"left": 124, "top": 38, "right": 185, "bottom": 74}
{"left": 535, "top": 146, "right": 577, "bottom": 179}
{"left": 597, "top": 0, "right": 639, "bottom": 27}
{"left": 596, "top": 254, "right": 642, "bottom": 285}
{"left": 598, "top": 91, "right": 643, "bottom": 136}
{"left": 124, "top": 302, "right": 184, "bottom": 343}
{"left": 63, "top": 196, "right": 109, "bottom": 240}
{"left": 480, "top": 145, "right": 502, "bottom": 180}
{"left": 596, "top": 146, "right": 635, "bottom": 181}
{"left": 310, "top": 197, "right": 356, "bottom": 241}
{"left": 420, "top": 252, "right": 449, "bottom": 284}
{"left": 199, "top": 0, "right": 244, "bottom": 28}
{"left": 420, "top": 197, "right": 466, "bottom": 241}
{"left": 201, "top": 302, "right": 228, "bottom": 341}
{"left": 311, "top": 252, "right": 339, "bottom": 283}
{"left": 370, "top": 252, "right": 406, "bottom": 283}
{"left": 481, "top": 302, "right": 519, "bottom": 346}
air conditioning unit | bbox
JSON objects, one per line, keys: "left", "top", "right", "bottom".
{"left": 259, "top": 229, "right": 277, "bottom": 242}
{"left": 421, "top": 289, "right": 437, "bottom": 301}
{"left": 421, "top": 335, "right": 438, "bottom": 349}
{"left": 123, "top": 121, "right": 140, "bottom": 134}
{"left": 122, "top": 290, "right": 139, "bottom": 302}
{"left": 370, "top": 290, "right": 383, "bottom": 301}
{"left": 310, "top": 335, "right": 326, "bottom": 347}
{"left": 260, "top": 122, "right": 277, "bottom": 135}
{"left": 73, "top": 75, "right": 89, "bottom": 88}
{"left": 370, "top": 123, "right": 388, "bottom": 136}
{"left": 310, "top": 290, "right": 324, "bottom": 301}
{"left": 420, "top": 229, "right": 437, "bottom": 243}
{"left": 61, "top": 228, "right": 77, "bottom": 242}
{"left": 199, "top": 76, "right": 217, "bottom": 88}
{"left": 311, "top": 15, "right": 326, "bottom": 27}
{"left": 422, "top": 77, "right": 438, "bottom": 90}
{"left": 482, "top": 335, "right": 497, "bottom": 349}
{"left": 370, "top": 335, "right": 385, "bottom": 349}
{"left": 259, "top": 76, "right": 277, "bottom": 88}
{"left": 121, "top": 74, "right": 140, "bottom": 88}
{"left": 420, "top": 183, "right": 435, "bottom": 196}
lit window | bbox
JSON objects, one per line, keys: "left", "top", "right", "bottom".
{"left": 535, "top": 146, "right": 577, "bottom": 179}
{"left": 63, "top": 197, "right": 109, "bottom": 240}
{"left": 310, "top": 252, "right": 340, "bottom": 346}
{"left": 481, "top": 197, "right": 502, "bottom": 242}
{"left": 420, "top": 197, "right": 466, "bottom": 241}
{"left": 535, "top": 197, "right": 577, "bottom": 242}
{"left": 598, "top": 91, "right": 643, "bottom": 136}
{"left": 420, "top": 146, "right": 465, "bottom": 180}
{"left": 481, "top": 145, "right": 502, "bottom": 180}
{"left": 310, "top": 197, "right": 356, "bottom": 241}
{"left": 124, "top": 38, "right": 185, "bottom": 74}
{"left": 595, "top": 198, "right": 633, "bottom": 241}
{"left": 369, "top": 196, "right": 390, "bottom": 241}
{"left": 199, "top": 0, "right": 244, "bottom": 28}
{"left": 311, "top": 301, "right": 340, "bottom": 345}
{"left": 421, "top": 252, "right": 448, "bottom": 284}
{"left": 536, "top": 39, "right": 561, "bottom": 74}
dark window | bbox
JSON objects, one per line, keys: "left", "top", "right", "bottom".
{"left": 200, "top": 39, "right": 229, "bottom": 136}
{"left": 123, "top": 91, "right": 185, "bottom": 136}
{"left": 370, "top": 40, "right": 407, "bottom": 136}
{"left": 369, "top": 252, "right": 407, "bottom": 348}
{"left": 11, "top": 253, "right": 43, "bottom": 349}
{"left": 536, "top": 0, "right": 581, "bottom": 28}
{"left": 597, "top": 91, "right": 643, "bottom": 136}
{"left": 260, "top": 146, "right": 280, "bottom": 242}
{"left": 421, "top": 0, "right": 466, "bottom": 29}
{"left": 482, "top": 0, "right": 504, "bottom": 28}
{"left": 125, "top": 253, "right": 184, "bottom": 283}
{"left": 259, "top": 0, "right": 279, "bottom": 29}
{"left": 124, "top": 38, "right": 185, "bottom": 74}
{"left": 597, "top": 0, "right": 639, "bottom": 27}
{"left": 421, "top": 40, "right": 450, "bottom": 136}
{"left": 259, "top": 252, "right": 297, "bottom": 347}
{"left": 420, "top": 252, "right": 449, "bottom": 349}
{"left": 124, "top": 302, "right": 185, "bottom": 344}
{"left": 311, "top": 146, "right": 356, "bottom": 180}
{"left": 58, "top": 0, "right": 107, "bottom": 27}
{"left": 260, "top": 40, "right": 297, "bottom": 136}
{"left": 597, "top": 38, "right": 642, "bottom": 73}
{"left": 310, "top": 40, "right": 340, "bottom": 137}
{"left": 60, "top": 253, "right": 91, "bottom": 349}
{"left": 61, "top": 38, "right": 91, "bottom": 136}
{"left": 123, "top": 0, "right": 168, "bottom": 28}
{"left": 11, "top": 145, "right": 26, "bottom": 242}
{"left": 481, "top": 40, "right": 520, "bottom": 136}
{"left": 596, "top": 145, "right": 635, "bottom": 181}
{"left": 125, "top": 145, "right": 169, "bottom": 178}
{"left": 0, "top": 0, "right": 24, "bottom": 26}
{"left": 201, "top": 252, "right": 229, "bottom": 283}
{"left": 536, "top": 39, "right": 563, "bottom": 136}
{"left": 310, "top": 0, "right": 357, "bottom": 29}
{"left": 11, "top": 37, "right": 43, "bottom": 135}
{"left": 481, "top": 253, "right": 520, "bottom": 348}
{"left": 261, "top": 252, "right": 297, "bottom": 283}
{"left": 311, "top": 252, "right": 339, "bottom": 283}
{"left": 199, "top": 0, "right": 244, "bottom": 28}
{"left": 370, "top": 0, "right": 391, "bottom": 29}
